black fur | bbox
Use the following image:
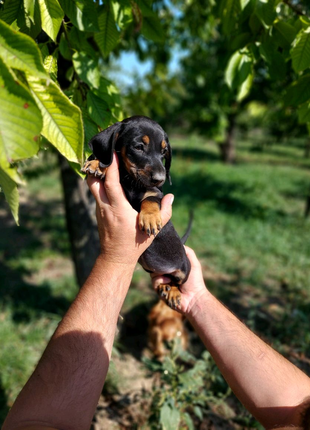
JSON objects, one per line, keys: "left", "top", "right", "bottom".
{"left": 82, "top": 115, "right": 191, "bottom": 309}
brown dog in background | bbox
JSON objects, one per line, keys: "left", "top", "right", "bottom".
{"left": 148, "top": 300, "right": 188, "bottom": 360}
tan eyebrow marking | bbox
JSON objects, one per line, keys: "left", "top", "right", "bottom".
{"left": 161, "top": 140, "right": 167, "bottom": 149}
{"left": 142, "top": 135, "right": 150, "bottom": 144}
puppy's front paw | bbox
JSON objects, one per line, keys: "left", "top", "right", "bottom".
{"left": 139, "top": 210, "right": 162, "bottom": 237}
{"left": 81, "top": 159, "right": 107, "bottom": 180}
{"left": 158, "top": 284, "right": 181, "bottom": 310}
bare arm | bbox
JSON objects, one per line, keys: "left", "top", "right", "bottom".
{"left": 153, "top": 247, "right": 310, "bottom": 429}
{"left": 2, "top": 153, "right": 173, "bottom": 430}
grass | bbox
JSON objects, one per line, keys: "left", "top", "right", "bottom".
{"left": 0, "top": 135, "right": 310, "bottom": 426}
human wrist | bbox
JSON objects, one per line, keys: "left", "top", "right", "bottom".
{"left": 185, "top": 287, "right": 214, "bottom": 321}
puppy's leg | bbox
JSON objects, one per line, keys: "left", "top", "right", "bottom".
{"left": 139, "top": 192, "right": 162, "bottom": 236}
{"left": 81, "top": 156, "right": 107, "bottom": 180}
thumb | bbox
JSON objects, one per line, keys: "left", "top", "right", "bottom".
{"left": 160, "top": 193, "right": 174, "bottom": 227}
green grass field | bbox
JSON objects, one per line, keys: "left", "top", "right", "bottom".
{"left": 0, "top": 135, "right": 310, "bottom": 427}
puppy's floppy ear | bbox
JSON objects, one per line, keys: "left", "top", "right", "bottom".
{"left": 88, "top": 122, "right": 122, "bottom": 167}
{"left": 164, "top": 135, "right": 172, "bottom": 185}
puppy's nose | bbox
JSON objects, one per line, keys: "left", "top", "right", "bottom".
{"left": 151, "top": 172, "right": 166, "bottom": 186}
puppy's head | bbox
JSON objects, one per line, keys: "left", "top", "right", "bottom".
{"left": 88, "top": 116, "right": 172, "bottom": 187}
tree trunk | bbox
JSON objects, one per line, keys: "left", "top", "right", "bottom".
{"left": 219, "top": 115, "right": 236, "bottom": 164}
{"left": 58, "top": 155, "right": 100, "bottom": 287}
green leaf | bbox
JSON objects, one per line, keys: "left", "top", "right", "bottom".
{"left": 87, "top": 91, "right": 112, "bottom": 129}
{"left": 38, "top": 0, "right": 64, "bottom": 42}
{"left": 182, "top": 412, "right": 194, "bottom": 430}
{"left": 0, "top": 0, "right": 22, "bottom": 25}
{"left": 28, "top": 76, "right": 84, "bottom": 165}
{"left": 68, "top": 27, "right": 98, "bottom": 59}
{"left": 193, "top": 405, "right": 204, "bottom": 420}
{"left": 255, "top": 0, "right": 276, "bottom": 27}
{"left": 273, "top": 21, "right": 297, "bottom": 47}
{"left": 259, "top": 41, "right": 286, "bottom": 80}
{"left": 230, "top": 32, "right": 252, "bottom": 51}
{"left": 160, "top": 402, "right": 180, "bottom": 430}
{"left": 141, "top": 16, "right": 165, "bottom": 43}
{"left": 0, "top": 58, "right": 42, "bottom": 167}
{"left": 283, "top": 75, "right": 310, "bottom": 107}
{"left": 17, "top": 0, "right": 42, "bottom": 39}
{"left": 43, "top": 54, "right": 58, "bottom": 81}
{"left": 24, "top": 0, "right": 35, "bottom": 24}
{"left": 59, "top": 32, "right": 72, "bottom": 60}
{"left": 82, "top": 110, "right": 99, "bottom": 152}
{"left": 237, "top": 69, "right": 253, "bottom": 101}
{"left": 94, "top": 4, "right": 119, "bottom": 58}
{"left": 72, "top": 52, "right": 101, "bottom": 89}
{"left": 0, "top": 19, "right": 47, "bottom": 78}
{"left": 135, "top": 0, "right": 154, "bottom": 17}
{"left": 225, "top": 49, "right": 252, "bottom": 90}
{"left": 291, "top": 27, "right": 310, "bottom": 73}
{"left": 297, "top": 102, "right": 310, "bottom": 123}
{"left": 0, "top": 168, "right": 20, "bottom": 224}
{"left": 58, "top": 0, "right": 99, "bottom": 32}
{"left": 220, "top": 0, "right": 240, "bottom": 35}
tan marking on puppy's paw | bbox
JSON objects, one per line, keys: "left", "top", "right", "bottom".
{"left": 158, "top": 284, "right": 181, "bottom": 310}
{"left": 81, "top": 160, "right": 107, "bottom": 180}
{"left": 139, "top": 200, "right": 162, "bottom": 236}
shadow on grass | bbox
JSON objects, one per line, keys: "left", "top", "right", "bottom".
{"left": 0, "top": 377, "right": 9, "bottom": 425}
{"left": 0, "top": 195, "right": 73, "bottom": 322}
{"left": 167, "top": 169, "right": 289, "bottom": 222}
{"left": 0, "top": 260, "right": 71, "bottom": 322}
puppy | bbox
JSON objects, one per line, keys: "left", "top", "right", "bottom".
{"left": 82, "top": 115, "right": 191, "bottom": 309}
{"left": 148, "top": 300, "right": 188, "bottom": 359}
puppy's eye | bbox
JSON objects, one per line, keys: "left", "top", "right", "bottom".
{"left": 135, "top": 144, "right": 144, "bottom": 151}
{"left": 162, "top": 147, "right": 168, "bottom": 154}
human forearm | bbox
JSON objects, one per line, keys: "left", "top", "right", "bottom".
{"left": 3, "top": 256, "right": 135, "bottom": 430}
{"left": 187, "top": 290, "right": 310, "bottom": 428}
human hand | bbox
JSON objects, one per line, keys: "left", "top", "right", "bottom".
{"left": 151, "top": 246, "right": 210, "bottom": 316}
{"left": 87, "top": 153, "right": 173, "bottom": 267}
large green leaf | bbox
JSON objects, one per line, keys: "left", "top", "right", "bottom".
{"left": 220, "top": 0, "right": 240, "bottom": 35}
{"left": 141, "top": 15, "right": 165, "bottom": 43}
{"left": 87, "top": 91, "right": 112, "bottom": 129}
{"left": 58, "top": 0, "right": 99, "bottom": 32}
{"left": 94, "top": 5, "right": 119, "bottom": 58}
{"left": 0, "top": 19, "right": 46, "bottom": 77}
{"left": 283, "top": 75, "right": 310, "bottom": 107}
{"left": 0, "top": 0, "right": 22, "bottom": 25}
{"left": 255, "top": 0, "right": 276, "bottom": 27}
{"left": 159, "top": 401, "right": 180, "bottom": 430}
{"left": 0, "top": 168, "right": 20, "bottom": 224}
{"left": 38, "top": 0, "right": 64, "bottom": 41}
{"left": 259, "top": 41, "right": 286, "bottom": 80}
{"left": 28, "top": 76, "right": 84, "bottom": 165}
{"left": 72, "top": 52, "right": 101, "bottom": 89}
{"left": 0, "top": 58, "right": 42, "bottom": 170}
{"left": 225, "top": 49, "right": 253, "bottom": 100}
{"left": 291, "top": 27, "right": 310, "bottom": 73}
{"left": 297, "top": 102, "right": 310, "bottom": 124}
{"left": 273, "top": 21, "right": 297, "bottom": 48}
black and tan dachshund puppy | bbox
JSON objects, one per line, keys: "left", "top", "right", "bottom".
{"left": 82, "top": 115, "right": 190, "bottom": 309}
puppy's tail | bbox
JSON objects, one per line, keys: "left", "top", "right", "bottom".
{"left": 181, "top": 211, "right": 193, "bottom": 245}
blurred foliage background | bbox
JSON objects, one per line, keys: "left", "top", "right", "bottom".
{"left": 1, "top": 0, "right": 310, "bottom": 428}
